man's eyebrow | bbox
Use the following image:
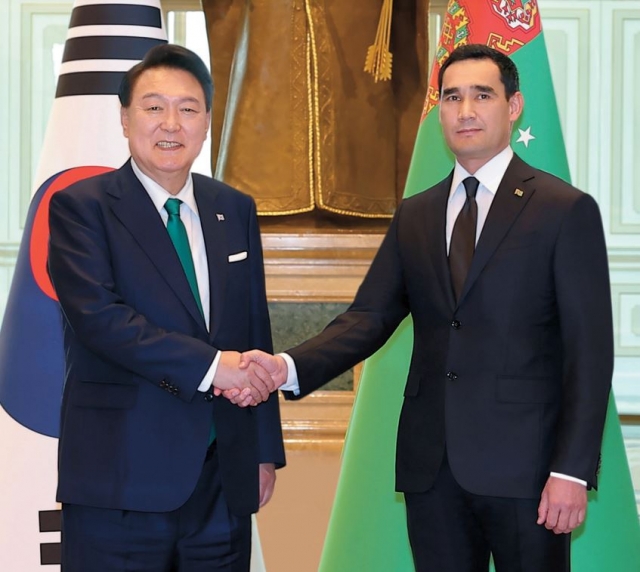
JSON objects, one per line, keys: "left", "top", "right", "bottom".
{"left": 473, "top": 84, "right": 497, "bottom": 94}
{"left": 141, "top": 91, "right": 201, "bottom": 105}
{"left": 441, "top": 84, "right": 497, "bottom": 97}
{"left": 140, "top": 93, "right": 201, "bottom": 104}
{"left": 441, "top": 87, "right": 460, "bottom": 97}
{"left": 141, "top": 92, "right": 163, "bottom": 100}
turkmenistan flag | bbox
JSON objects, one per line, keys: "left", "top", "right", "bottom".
{"left": 318, "top": 1, "right": 640, "bottom": 571}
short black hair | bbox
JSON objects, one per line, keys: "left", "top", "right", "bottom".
{"left": 119, "top": 43, "right": 213, "bottom": 111}
{"left": 438, "top": 44, "right": 520, "bottom": 99}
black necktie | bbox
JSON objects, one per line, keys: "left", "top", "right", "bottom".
{"left": 449, "top": 176, "right": 479, "bottom": 301}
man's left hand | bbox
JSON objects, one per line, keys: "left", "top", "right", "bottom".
{"left": 258, "top": 463, "right": 276, "bottom": 508}
{"left": 537, "top": 476, "right": 587, "bottom": 534}
{"left": 213, "top": 386, "right": 256, "bottom": 407}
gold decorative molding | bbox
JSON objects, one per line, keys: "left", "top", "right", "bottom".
{"left": 262, "top": 231, "right": 383, "bottom": 303}
{"left": 280, "top": 363, "right": 362, "bottom": 451}
{"left": 279, "top": 391, "right": 353, "bottom": 452}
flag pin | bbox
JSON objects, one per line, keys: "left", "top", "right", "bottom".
{"left": 514, "top": 189, "right": 524, "bottom": 197}
{"left": 216, "top": 214, "right": 225, "bottom": 221}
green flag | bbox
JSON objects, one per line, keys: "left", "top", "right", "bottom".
{"left": 319, "top": 1, "right": 640, "bottom": 570}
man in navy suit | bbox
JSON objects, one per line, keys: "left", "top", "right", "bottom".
{"left": 239, "top": 45, "right": 613, "bottom": 571}
{"left": 48, "top": 44, "right": 284, "bottom": 571}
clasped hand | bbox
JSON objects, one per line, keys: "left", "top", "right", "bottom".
{"left": 212, "top": 350, "right": 287, "bottom": 406}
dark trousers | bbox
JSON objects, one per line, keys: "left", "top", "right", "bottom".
{"left": 61, "top": 445, "right": 251, "bottom": 572}
{"left": 404, "top": 455, "right": 570, "bottom": 572}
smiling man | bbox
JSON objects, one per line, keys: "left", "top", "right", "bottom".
{"left": 240, "top": 44, "right": 614, "bottom": 571}
{"left": 48, "top": 44, "right": 285, "bottom": 572}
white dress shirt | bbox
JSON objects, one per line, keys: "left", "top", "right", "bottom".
{"left": 446, "top": 146, "right": 513, "bottom": 252}
{"left": 131, "top": 159, "right": 219, "bottom": 391}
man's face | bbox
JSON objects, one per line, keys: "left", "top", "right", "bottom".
{"left": 121, "top": 66, "right": 210, "bottom": 194}
{"left": 439, "top": 58, "right": 523, "bottom": 173}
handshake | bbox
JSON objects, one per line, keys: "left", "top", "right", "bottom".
{"left": 211, "top": 350, "right": 289, "bottom": 406}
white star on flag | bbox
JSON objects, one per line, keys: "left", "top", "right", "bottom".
{"left": 516, "top": 126, "right": 536, "bottom": 148}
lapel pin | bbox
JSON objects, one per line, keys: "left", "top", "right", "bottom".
{"left": 216, "top": 213, "right": 225, "bottom": 221}
{"left": 514, "top": 188, "right": 524, "bottom": 197}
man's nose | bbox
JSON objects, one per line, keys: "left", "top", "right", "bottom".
{"left": 161, "top": 108, "right": 180, "bottom": 131}
{"left": 458, "top": 99, "right": 476, "bottom": 120}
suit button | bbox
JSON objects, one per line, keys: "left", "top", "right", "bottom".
{"left": 446, "top": 371, "right": 458, "bottom": 380}
{"left": 204, "top": 392, "right": 214, "bottom": 402}
{"left": 451, "top": 320, "right": 461, "bottom": 329}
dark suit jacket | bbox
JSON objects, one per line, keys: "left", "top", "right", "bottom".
{"left": 286, "top": 154, "right": 613, "bottom": 499}
{"left": 48, "top": 160, "right": 285, "bottom": 516}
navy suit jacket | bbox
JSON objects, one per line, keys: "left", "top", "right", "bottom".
{"left": 48, "top": 160, "right": 285, "bottom": 516}
{"left": 286, "top": 155, "right": 613, "bottom": 499}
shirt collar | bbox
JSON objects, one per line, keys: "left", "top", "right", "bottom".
{"left": 449, "top": 146, "right": 514, "bottom": 202}
{"left": 130, "top": 158, "right": 199, "bottom": 217}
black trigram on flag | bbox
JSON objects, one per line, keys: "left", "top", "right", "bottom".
{"left": 56, "top": 1, "right": 166, "bottom": 98}
{"left": 0, "top": 3, "right": 165, "bottom": 569}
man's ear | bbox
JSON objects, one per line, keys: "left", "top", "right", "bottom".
{"left": 120, "top": 106, "right": 129, "bottom": 137}
{"left": 204, "top": 111, "right": 211, "bottom": 141}
{"left": 509, "top": 91, "right": 524, "bottom": 123}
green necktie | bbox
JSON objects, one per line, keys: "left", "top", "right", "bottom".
{"left": 164, "top": 198, "right": 215, "bottom": 444}
{"left": 164, "top": 198, "right": 204, "bottom": 318}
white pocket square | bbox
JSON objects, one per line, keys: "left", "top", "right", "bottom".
{"left": 228, "top": 251, "right": 248, "bottom": 263}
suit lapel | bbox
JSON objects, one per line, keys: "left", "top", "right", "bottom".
{"left": 457, "top": 155, "right": 536, "bottom": 305}
{"left": 424, "top": 176, "right": 457, "bottom": 310}
{"left": 194, "top": 179, "right": 226, "bottom": 341}
{"left": 108, "top": 162, "right": 205, "bottom": 328}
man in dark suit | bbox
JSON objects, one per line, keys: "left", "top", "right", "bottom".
{"left": 238, "top": 45, "right": 613, "bottom": 571}
{"left": 48, "top": 44, "right": 285, "bottom": 572}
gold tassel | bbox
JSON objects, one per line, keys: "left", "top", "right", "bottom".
{"left": 364, "top": 0, "right": 394, "bottom": 82}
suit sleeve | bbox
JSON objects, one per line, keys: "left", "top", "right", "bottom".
{"left": 245, "top": 200, "right": 286, "bottom": 467}
{"left": 551, "top": 193, "right": 613, "bottom": 488}
{"left": 48, "top": 187, "right": 217, "bottom": 402}
{"left": 286, "top": 203, "right": 411, "bottom": 398}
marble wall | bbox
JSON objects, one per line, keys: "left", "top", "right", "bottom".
{"left": 269, "top": 302, "right": 352, "bottom": 391}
